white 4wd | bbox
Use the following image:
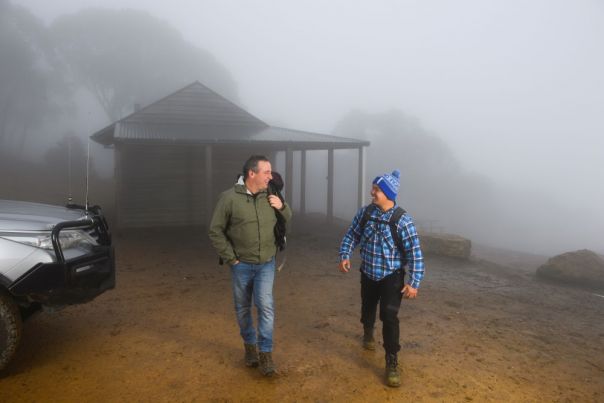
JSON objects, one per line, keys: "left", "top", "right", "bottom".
{"left": 0, "top": 199, "right": 115, "bottom": 371}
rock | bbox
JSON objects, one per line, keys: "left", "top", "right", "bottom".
{"left": 420, "top": 232, "right": 471, "bottom": 259}
{"left": 536, "top": 249, "right": 604, "bottom": 290}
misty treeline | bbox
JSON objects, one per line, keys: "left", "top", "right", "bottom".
{"left": 0, "top": 0, "right": 236, "bottom": 205}
{"left": 1, "top": 1, "right": 601, "bottom": 255}
{"left": 329, "top": 109, "right": 602, "bottom": 255}
{"left": 331, "top": 109, "right": 494, "bottom": 238}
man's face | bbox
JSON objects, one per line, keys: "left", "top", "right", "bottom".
{"left": 248, "top": 160, "right": 272, "bottom": 191}
{"left": 370, "top": 184, "right": 388, "bottom": 205}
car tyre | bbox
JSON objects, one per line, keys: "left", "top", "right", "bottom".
{"left": 0, "top": 289, "right": 21, "bottom": 371}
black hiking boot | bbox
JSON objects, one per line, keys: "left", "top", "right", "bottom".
{"left": 244, "top": 343, "right": 259, "bottom": 367}
{"left": 362, "top": 326, "right": 376, "bottom": 351}
{"left": 258, "top": 351, "right": 276, "bottom": 376}
{"left": 385, "top": 353, "right": 401, "bottom": 387}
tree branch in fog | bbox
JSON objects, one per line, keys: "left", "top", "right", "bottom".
{"left": 333, "top": 109, "right": 493, "bottom": 231}
{"left": 0, "top": 1, "right": 65, "bottom": 152}
{"left": 50, "top": 8, "right": 238, "bottom": 121}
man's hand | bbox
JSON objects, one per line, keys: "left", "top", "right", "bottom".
{"left": 268, "top": 195, "right": 283, "bottom": 210}
{"left": 339, "top": 259, "right": 351, "bottom": 273}
{"left": 402, "top": 284, "right": 418, "bottom": 299}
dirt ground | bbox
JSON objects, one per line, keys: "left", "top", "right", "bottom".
{"left": 1, "top": 218, "right": 603, "bottom": 402}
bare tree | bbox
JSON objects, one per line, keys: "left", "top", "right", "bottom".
{"left": 51, "top": 8, "right": 238, "bottom": 121}
{"left": 333, "top": 109, "right": 494, "bottom": 233}
{"left": 0, "top": 1, "right": 67, "bottom": 154}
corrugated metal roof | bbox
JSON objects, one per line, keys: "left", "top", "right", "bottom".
{"left": 91, "top": 81, "right": 368, "bottom": 149}
{"left": 123, "top": 82, "right": 267, "bottom": 127}
{"left": 109, "top": 122, "right": 368, "bottom": 149}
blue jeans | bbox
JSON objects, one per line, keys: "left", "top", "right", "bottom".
{"left": 230, "top": 258, "right": 275, "bottom": 352}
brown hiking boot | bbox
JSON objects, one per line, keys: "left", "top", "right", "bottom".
{"left": 385, "top": 353, "right": 401, "bottom": 387}
{"left": 258, "top": 351, "right": 276, "bottom": 376}
{"left": 362, "top": 326, "right": 376, "bottom": 351}
{"left": 244, "top": 343, "right": 259, "bottom": 367}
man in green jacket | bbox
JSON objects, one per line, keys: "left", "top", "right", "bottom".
{"left": 208, "top": 155, "right": 292, "bottom": 376}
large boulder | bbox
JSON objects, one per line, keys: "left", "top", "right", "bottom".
{"left": 419, "top": 232, "right": 471, "bottom": 259}
{"left": 536, "top": 249, "right": 604, "bottom": 290}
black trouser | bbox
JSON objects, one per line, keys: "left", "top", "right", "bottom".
{"left": 360, "top": 270, "right": 405, "bottom": 354}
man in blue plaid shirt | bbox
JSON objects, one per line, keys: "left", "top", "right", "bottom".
{"left": 338, "top": 169, "right": 425, "bottom": 387}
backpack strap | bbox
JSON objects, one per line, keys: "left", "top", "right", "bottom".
{"left": 359, "top": 204, "right": 377, "bottom": 233}
{"left": 388, "top": 206, "right": 407, "bottom": 260}
{"left": 360, "top": 204, "right": 407, "bottom": 259}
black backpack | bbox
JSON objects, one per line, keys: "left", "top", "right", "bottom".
{"left": 359, "top": 204, "right": 407, "bottom": 259}
{"left": 267, "top": 171, "right": 287, "bottom": 251}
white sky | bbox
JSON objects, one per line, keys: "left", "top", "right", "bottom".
{"left": 14, "top": 0, "right": 604, "bottom": 243}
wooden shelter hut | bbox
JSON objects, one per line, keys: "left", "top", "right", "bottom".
{"left": 91, "top": 81, "right": 369, "bottom": 229}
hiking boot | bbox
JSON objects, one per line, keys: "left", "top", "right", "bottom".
{"left": 362, "top": 326, "right": 376, "bottom": 351}
{"left": 258, "top": 351, "right": 276, "bottom": 376}
{"left": 385, "top": 353, "right": 401, "bottom": 387}
{"left": 244, "top": 343, "right": 259, "bottom": 367}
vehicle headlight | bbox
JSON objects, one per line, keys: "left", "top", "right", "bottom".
{"left": 0, "top": 230, "right": 98, "bottom": 250}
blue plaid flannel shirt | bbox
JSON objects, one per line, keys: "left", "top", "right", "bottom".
{"left": 339, "top": 204, "right": 425, "bottom": 288}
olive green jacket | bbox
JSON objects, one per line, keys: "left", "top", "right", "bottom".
{"left": 208, "top": 184, "right": 292, "bottom": 265}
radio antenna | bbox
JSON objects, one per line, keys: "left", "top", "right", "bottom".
{"left": 85, "top": 138, "right": 90, "bottom": 211}
{"left": 67, "top": 138, "right": 73, "bottom": 205}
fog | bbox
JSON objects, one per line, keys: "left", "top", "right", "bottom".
{"left": 4, "top": 0, "right": 603, "bottom": 255}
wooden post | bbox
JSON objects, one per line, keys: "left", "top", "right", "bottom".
{"left": 186, "top": 147, "right": 193, "bottom": 223}
{"left": 285, "top": 147, "right": 293, "bottom": 204}
{"left": 114, "top": 143, "right": 122, "bottom": 230}
{"left": 358, "top": 146, "right": 364, "bottom": 209}
{"left": 300, "top": 149, "right": 306, "bottom": 216}
{"left": 327, "top": 148, "right": 334, "bottom": 223}
{"left": 204, "top": 145, "right": 213, "bottom": 225}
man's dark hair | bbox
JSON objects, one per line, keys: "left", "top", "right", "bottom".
{"left": 242, "top": 155, "right": 270, "bottom": 179}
